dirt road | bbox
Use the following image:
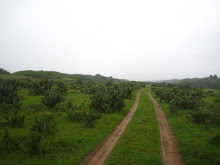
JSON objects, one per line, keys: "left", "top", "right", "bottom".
{"left": 80, "top": 90, "right": 142, "bottom": 165}
{"left": 149, "top": 91, "right": 183, "bottom": 165}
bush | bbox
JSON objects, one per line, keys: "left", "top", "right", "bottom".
{"left": 90, "top": 85, "right": 125, "bottom": 113}
{"left": 25, "top": 131, "right": 42, "bottom": 154}
{"left": 84, "top": 110, "right": 102, "bottom": 128}
{"left": 31, "top": 114, "right": 56, "bottom": 134}
{"left": 57, "top": 81, "right": 68, "bottom": 94}
{"left": 29, "top": 75, "right": 53, "bottom": 95}
{"left": 0, "top": 79, "right": 20, "bottom": 112}
{"left": 4, "top": 110, "right": 25, "bottom": 128}
{"left": 42, "top": 89, "right": 64, "bottom": 108}
{"left": 0, "top": 129, "right": 19, "bottom": 153}
{"left": 153, "top": 84, "right": 204, "bottom": 114}
{"left": 66, "top": 105, "right": 102, "bottom": 127}
{"left": 66, "top": 109, "right": 84, "bottom": 122}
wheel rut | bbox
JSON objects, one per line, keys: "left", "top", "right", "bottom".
{"left": 80, "top": 90, "right": 142, "bottom": 165}
{"left": 149, "top": 91, "right": 183, "bottom": 165}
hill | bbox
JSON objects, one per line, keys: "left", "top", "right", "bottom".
{"left": 155, "top": 75, "right": 220, "bottom": 89}
{"left": 12, "top": 70, "right": 127, "bottom": 83}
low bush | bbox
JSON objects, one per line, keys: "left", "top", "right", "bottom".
{"left": 4, "top": 110, "right": 25, "bottom": 128}
{"left": 84, "top": 110, "right": 102, "bottom": 128}
{"left": 66, "top": 109, "right": 84, "bottom": 122}
{"left": 0, "top": 129, "right": 19, "bottom": 153}
{"left": 42, "top": 89, "right": 65, "bottom": 108}
{"left": 25, "top": 131, "right": 42, "bottom": 154}
{"left": 31, "top": 114, "right": 56, "bottom": 134}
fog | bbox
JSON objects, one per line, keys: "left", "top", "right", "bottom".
{"left": 1, "top": 0, "right": 220, "bottom": 81}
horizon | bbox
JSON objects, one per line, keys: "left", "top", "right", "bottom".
{"left": 1, "top": 0, "right": 220, "bottom": 81}
{"left": 2, "top": 68, "right": 218, "bottom": 82}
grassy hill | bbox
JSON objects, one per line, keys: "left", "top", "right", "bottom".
{"left": 0, "top": 69, "right": 127, "bottom": 83}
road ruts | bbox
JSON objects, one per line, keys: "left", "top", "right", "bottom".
{"left": 149, "top": 91, "right": 183, "bottom": 165}
{"left": 80, "top": 90, "right": 142, "bottom": 165}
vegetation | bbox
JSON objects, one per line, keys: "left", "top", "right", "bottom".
{"left": 151, "top": 83, "right": 220, "bottom": 164}
{"left": 2, "top": 67, "right": 218, "bottom": 164}
{"left": 12, "top": 70, "right": 127, "bottom": 83}
{"left": 157, "top": 74, "right": 220, "bottom": 89}
{"left": 0, "top": 69, "right": 144, "bottom": 164}
{"left": 0, "top": 68, "right": 10, "bottom": 75}
{"left": 106, "top": 88, "right": 162, "bottom": 165}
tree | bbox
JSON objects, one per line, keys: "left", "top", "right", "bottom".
{"left": 42, "top": 89, "right": 64, "bottom": 108}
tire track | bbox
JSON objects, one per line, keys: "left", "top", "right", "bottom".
{"left": 149, "top": 91, "right": 183, "bottom": 165}
{"left": 80, "top": 90, "right": 142, "bottom": 165}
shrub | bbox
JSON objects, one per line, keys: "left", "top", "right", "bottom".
{"left": 29, "top": 75, "right": 53, "bottom": 95}
{"left": 4, "top": 110, "right": 25, "bottom": 128}
{"left": 25, "top": 131, "right": 42, "bottom": 154}
{"left": 42, "top": 89, "right": 64, "bottom": 108}
{"left": 31, "top": 114, "right": 56, "bottom": 134}
{"left": 0, "top": 79, "right": 20, "bottom": 112}
{"left": 66, "top": 109, "right": 84, "bottom": 122}
{"left": 0, "top": 129, "right": 19, "bottom": 153}
{"left": 57, "top": 81, "right": 68, "bottom": 94}
{"left": 66, "top": 105, "right": 102, "bottom": 127}
{"left": 90, "top": 85, "right": 125, "bottom": 113}
{"left": 83, "top": 110, "right": 102, "bottom": 128}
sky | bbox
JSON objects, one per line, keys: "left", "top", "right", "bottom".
{"left": 0, "top": 0, "right": 220, "bottom": 81}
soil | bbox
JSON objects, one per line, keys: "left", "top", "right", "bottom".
{"left": 148, "top": 91, "right": 183, "bottom": 165}
{"left": 80, "top": 90, "right": 142, "bottom": 165}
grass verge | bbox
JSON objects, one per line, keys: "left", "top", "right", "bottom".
{"left": 105, "top": 88, "right": 162, "bottom": 165}
{"left": 151, "top": 90, "right": 220, "bottom": 165}
{"left": 0, "top": 89, "right": 140, "bottom": 165}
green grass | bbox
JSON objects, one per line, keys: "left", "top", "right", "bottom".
{"left": 105, "top": 88, "right": 162, "bottom": 165}
{"left": 151, "top": 89, "right": 220, "bottom": 165}
{"left": 0, "top": 88, "right": 141, "bottom": 164}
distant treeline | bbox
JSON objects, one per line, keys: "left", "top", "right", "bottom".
{"left": 156, "top": 75, "right": 220, "bottom": 89}
{"left": 0, "top": 68, "right": 127, "bottom": 83}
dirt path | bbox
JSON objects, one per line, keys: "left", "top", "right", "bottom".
{"left": 80, "top": 90, "right": 142, "bottom": 165}
{"left": 148, "top": 91, "right": 183, "bottom": 165}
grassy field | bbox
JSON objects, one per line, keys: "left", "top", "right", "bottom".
{"left": 151, "top": 89, "right": 220, "bottom": 165}
{"left": 0, "top": 88, "right": 140, "bottom": 164}
{"left": 105, "top": 88, "right": 162, "bottom": 165}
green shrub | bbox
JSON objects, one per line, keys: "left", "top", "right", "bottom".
{"left": 0, "top": 129, "right": 19, "bottom": 153}
{"left": 90, "top": 85, "right": 125, "bottom": 113}
{"left": 67, "top": 105, "right": 102, "bottom": 127}
{"left": 83, "top": 110, "right": 102, "bottom": 128}
{"left": 42, "top": 89, "right": 64, "bottom": 108}
{"left": 57, "top": 81, "right": 68, "bottom": 94}
{"left": 25, "top": 131, "right": 42, "bottom": 154}
{"left": 31, "top": 114, "right": 56, "bottom": 134}
{"left": 0, "top": 79, "right": 20, "bottom": 112}
{"left": 66, "top": 109, "right": 84, "bottom": 122}
{"left": 4, "top": 110, "right": 25, "bottom": 128}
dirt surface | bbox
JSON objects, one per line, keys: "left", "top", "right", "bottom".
{"left": 149, "top": 91, "right": 183, "bottom": 165}
{"left": 80, "top": 90, "right": 142, "bottom": 165}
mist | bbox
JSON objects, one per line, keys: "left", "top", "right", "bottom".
{"left": 1, "top": 0, "right": 220, "bottom": 81}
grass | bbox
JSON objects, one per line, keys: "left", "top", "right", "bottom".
{"left": 0, "top": 88, "right": 141, "bottom": 164}
{"left": 105, "top": 88, "right": 162, "bottom": 165}
{"left": 151, "top": 89, "right": 220, "bottom": 165}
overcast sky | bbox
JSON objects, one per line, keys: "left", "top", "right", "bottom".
{"left": 0, "top": 0, "right": 220, "bottom": 81}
